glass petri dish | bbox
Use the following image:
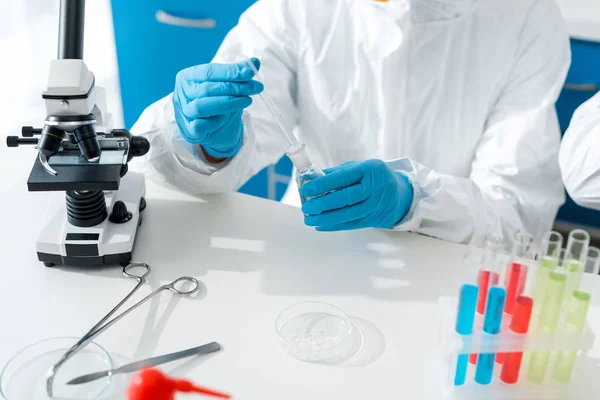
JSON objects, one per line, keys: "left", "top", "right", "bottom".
{"left": 276, "top": 302, "right": 354, "bottom": 363}
{"left": 0, "top": 337, "right": 112, "bottom": 400}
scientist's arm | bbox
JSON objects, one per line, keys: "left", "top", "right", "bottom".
{"left": 302, "top": 0, "right": 570, "bottom": 245}
{"left": 129, "top": 0, "right": 298, "bottom": 196}
{"left": 392, "top": 0, "right": 571, "bottom": 244}
{"left": 559, "top": 92, "right": 600, "bottom": 210}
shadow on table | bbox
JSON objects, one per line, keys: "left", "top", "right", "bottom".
{"left": 57, "top": 195, "right": 464, "bottom": 303}
{"left": 52, "top": 262, "right": 208, "bottom": 363}
{"left": 128, "top": 288, "right": 207, "bottom": 361}
{"left": 344, "top": 316, "right": 386, "bottom": 368}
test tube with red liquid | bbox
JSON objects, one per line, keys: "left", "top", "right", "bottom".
{"left": 504, "top": 232, "right": 533, "bottom": 314}
{"left": 497, "top": 232, "right": 533, "bottom": 364}
{"left": 500, "top": 295, "right": 534, "bottom": 383}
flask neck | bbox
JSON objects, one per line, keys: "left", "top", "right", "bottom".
{"left": 286, "top": 141, "right": 312, "bottom": 172}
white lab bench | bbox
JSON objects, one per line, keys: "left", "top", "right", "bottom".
{"left": 557, "top": 0, "right": 600, "bottom": 42}
{"left": 1, "top": 147, "right": 600, "bottom": 399}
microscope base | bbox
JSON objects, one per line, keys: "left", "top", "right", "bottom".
{"left": 35, "top": 172, "right": 146, "bottom": 267}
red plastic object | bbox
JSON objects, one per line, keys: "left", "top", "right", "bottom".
{"left": 470, "top": 271, "right": 499, "bottom": 364}
{"left": 127, "top": 368, "right": 231, "bottom": 400}
{"left": 500, "top": 295, "right": 534, "bottom": 384}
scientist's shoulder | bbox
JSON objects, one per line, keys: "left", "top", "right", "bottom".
{"left": 477, "top": 0, "right": 565, "bottom": 23}
{"left": 247, "top": 0, "right": 341, "bottom": 21}
{"left": 254, "top": 0, "right": 339, "bottom": 11}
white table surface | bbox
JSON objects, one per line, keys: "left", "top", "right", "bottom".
{"left": 556, "top": 0, "right": 600, "bottom": 43}
{"left": 1, "top": 144, "right": 600, "bottom": 400}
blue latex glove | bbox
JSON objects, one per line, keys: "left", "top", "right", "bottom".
{"left": 300, "top": 160, "right": 414, "bottom": 231}
{"left": 173, "top": 58, "right": 264, "bottom": 158}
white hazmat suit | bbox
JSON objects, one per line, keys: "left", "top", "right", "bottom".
{"left": 131, "top": 0, "right": 570, "bottom": 244}
{"left": 559, "top": 92, "right": 600, "bottom": 211}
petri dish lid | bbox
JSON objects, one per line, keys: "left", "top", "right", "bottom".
{"left": 276, "top": 301, "right": 356, "bottom": 363}
{"left": 0, "top": 337, "right": 112, "bottom": 400}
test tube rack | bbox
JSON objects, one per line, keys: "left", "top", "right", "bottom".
{"left": 439, "top": 260, "right": 597, "bottom": 400}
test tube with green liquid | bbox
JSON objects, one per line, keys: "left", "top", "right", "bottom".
{"left": 562, "top": 230, "right": 590, "bottom": 305}
{"left": 532, "top": 231, "right": 563, "bottom": 310}
{"left": 528, "top": 269, "right": 567, "bottom": 383}
{"left": 552, "top": 247, "right": 600, "bottom": 383}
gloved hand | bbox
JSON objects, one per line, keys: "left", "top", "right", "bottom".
{"left": 173, "top": 58, "right": 264, "bottom": 158}
{"left": 300, "top": 160, "right": 414, "bottom": 231}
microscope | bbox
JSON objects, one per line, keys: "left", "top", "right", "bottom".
{"left": 7, "top": 0, "right": 149, "bottom": 267}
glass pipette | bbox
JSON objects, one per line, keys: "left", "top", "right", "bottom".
{"left": 243, "top": 57, "right": 298, "bottom": 147}
{"left": 242, "top": 57, "right": 324, "bottom": 200}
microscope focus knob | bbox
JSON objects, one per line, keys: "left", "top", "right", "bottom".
{"left": 6, "top": 136, "right": 19, "bottom": 147}
{"left": 131, "top": 136, "right": 150, "bottom": 157}
{"left": 109, "top": 201, "right": 133, "bottom": 224}
{"left": 22, "top": 126, "right": 42, "bottom": 137}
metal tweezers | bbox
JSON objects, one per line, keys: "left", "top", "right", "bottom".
{"left": 46, "top": 263, "right": 199, "bottom": 397}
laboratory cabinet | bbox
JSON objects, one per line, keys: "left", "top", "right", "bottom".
{"left": 111, "top": 0, "right": 292, "bottom": 200}
{"left": 555, "top": 38, "right": 600, "bottom": 230}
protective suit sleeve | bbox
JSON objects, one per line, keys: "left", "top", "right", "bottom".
{"left": 388, "top": 0, "right": 571, "bottom": 246}
{"left": 129, "top": 0, "right": 297, "bottom": 196}
{"left": 559, "top": 92, "right": 600, "bottom": 210}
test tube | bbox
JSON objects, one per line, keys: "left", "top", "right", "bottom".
{"left": 500, "top": 266, "right": 535, "bottom": 384}
{"left": 470, "top": 237, "right": 502, "bottom": 365}
{"left": 532, "top": 231, "right": 563, "bottom": 310}
{"left": 504, "top": 232, "right": 533, "bottom": 315}
{"left": 496, "top": 232, "right": 532, "bottom": 365}
{"left": 552, "top": 247, "right": 600, "bottom": 383}
{"left": 474, "top": 286, "right": 506, "bottom": 385}
{"left": 477, "top": 236, "right": 504, "bottom": 314}
{"left": 562, "top": 229, "right": 591, "bottom": 302}
{"left": 454, "top": 283, "right": 479, "bottom": 386}
{"left": 527, "top": 268, "right": 568, "bottom": 383}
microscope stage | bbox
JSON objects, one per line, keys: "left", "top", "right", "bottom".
{"left": 27, "top": 157, "right": 122, "bottom": 192}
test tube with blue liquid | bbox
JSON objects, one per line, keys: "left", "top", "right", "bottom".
{"left": 454, "top": 252, "right": 482, "bottom": 386}
{"left": 474, "top": 286, "right": 506, "bottom": 384}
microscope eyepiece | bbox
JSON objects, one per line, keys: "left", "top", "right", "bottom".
{"left": 38, "top": 126, "right": 65, "bottom": 157}
{"left": 73, "top": 125, "right": 102, "bottom": 161}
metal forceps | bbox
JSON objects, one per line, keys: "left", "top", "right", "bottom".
{"left": 47, "top": 263, "right": 199, "bottom": 397}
